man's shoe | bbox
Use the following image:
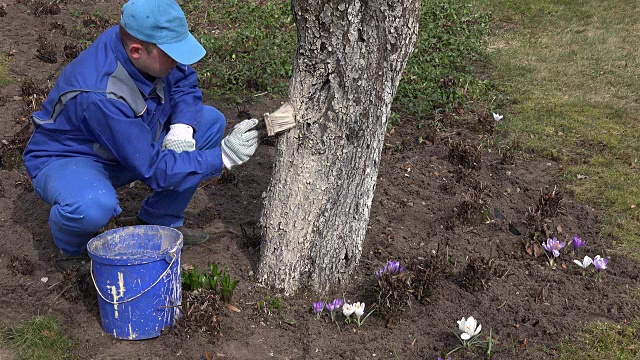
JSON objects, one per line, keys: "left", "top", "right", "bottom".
{"left": 174, "top": 226, "right": 210, "bottom": 245}
{"left": 116, "top": 216, "right": 210, "bottom": 246}
{"left": 54, "top": 251, "right": 90, "bottom": 273}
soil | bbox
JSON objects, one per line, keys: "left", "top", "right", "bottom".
{"left": 1, "top": 1, "right": 639, "bottom": 360}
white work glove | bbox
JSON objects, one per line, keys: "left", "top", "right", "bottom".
{"left": 162, "top": 124, "right": 196, "bottom": 153}
{"left": 221, "top": 118, "right": 259, "bottom": 168}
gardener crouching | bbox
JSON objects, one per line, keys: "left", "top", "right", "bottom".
{"left": 22, "top": 0, "right": 259, "bottom": 272}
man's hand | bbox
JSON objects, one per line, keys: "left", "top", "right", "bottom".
{"left": 162, "top": 124, "right": 196, "bottom": 153}
{"left": 221, "top": 118, "right": 259, "bottom": 168}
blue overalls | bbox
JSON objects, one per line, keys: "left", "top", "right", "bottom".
{"left": 23, "top": 26, "right": 225, "bottom": 256}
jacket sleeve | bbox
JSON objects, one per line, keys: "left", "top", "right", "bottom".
{"left": 167, "top": 64, "right": 202, "bottom": 130}
{"left": 82, "top": 97, "right": 223, "bottom": 191}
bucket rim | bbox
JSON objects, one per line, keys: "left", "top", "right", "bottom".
{"left": 87, "top": 225, "right": 183, "bottom": 266}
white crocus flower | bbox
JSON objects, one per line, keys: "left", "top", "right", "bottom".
{"left": 342, "top": 303, "right": 354, "bottom": 317}
{"left": 457, "top": 316, "right": 482, "bottom": 340}
{"left": 353, "top": 302, "right": 365, "bottom": 318}
{"left": 492, "top": 113, "right": 503, "bottom": 121}
{"left": 573, "top": 255, "right": 593, "bottom": 269}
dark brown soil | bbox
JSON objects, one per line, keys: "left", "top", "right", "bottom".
{"left": 1, "top": 1, "right": 639, "bottom": 359}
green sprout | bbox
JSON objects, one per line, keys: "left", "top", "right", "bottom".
{"left": 220, "top": 272, "right": 239, "bottom": 303}
{"left": 182, "top": 262, "right": 240, "bottom": 303}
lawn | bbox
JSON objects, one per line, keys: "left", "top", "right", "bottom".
{"left": 481, "top": 0, "right": 640, "bottom": 254}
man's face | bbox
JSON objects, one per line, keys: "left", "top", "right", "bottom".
{"left": 130, "top": 44, "right": 177, "bottom": 78}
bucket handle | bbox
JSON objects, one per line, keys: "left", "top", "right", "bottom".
{"left": 91, "top": 246, "right": 179, "bottom": 305}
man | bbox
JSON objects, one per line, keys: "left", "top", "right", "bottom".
{"left": 23, "top": 0, "right": 259, "bottom": 271}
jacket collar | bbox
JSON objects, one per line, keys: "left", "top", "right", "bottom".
{"left": 110, "top": 26, "right": 165, "bottom": 103}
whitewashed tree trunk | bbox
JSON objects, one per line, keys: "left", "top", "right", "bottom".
{"left": 258, "top": 0, "right": 421, "bottom": 294}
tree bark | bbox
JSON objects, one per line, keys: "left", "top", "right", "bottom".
{"left": 258, "top": 0, "right": 421, "bottom": 294}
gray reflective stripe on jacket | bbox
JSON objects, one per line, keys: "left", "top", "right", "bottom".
{"left": 30, "top": 62, "right": 148, "bottom": 126}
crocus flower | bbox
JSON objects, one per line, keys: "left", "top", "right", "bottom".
{"left": 593, "top": 255, "right": 608, "bottom": 272}
{"left": 573, "top": 256, "right": 593, "bottom": 269}
{"left": 388, "top": 261, "right": 403, "bottom": 274}
{"left": 353, "top": 302, "right": 365, "bottom": 318}
{"left": 351, "top": 302, "right": 369, "bottom": 327}
{"left": 492, "top": 112, "right": 503, "bottom": 121}
{"left": 541, "top": 237, "right": 566, "bottom": 258}
{"left": 375, "top": 260, "right": 405, "bottom": 278}
{"left": 325, "top": 299, "right": 343, "bottom": 321}
{"left": 325, "top": 298, "right": 343, "bottom": 312}
{"left": 457, "top": 316, "right": 482, "bottom": 340}
{"left": 342, "top": 303, "right": 354, "bottom": 318}
{"left": 313, "top": 301, "right": 324, "bottom": 319}
{"left": 541, "top": 237, "right": 566, "bottom": 266}
{"left": 572, "top": 235, "right": 586, "bottom": 251}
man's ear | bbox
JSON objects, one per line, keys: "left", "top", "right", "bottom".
{"left": 127, "top": 43, "right": 144, "bottom": 60}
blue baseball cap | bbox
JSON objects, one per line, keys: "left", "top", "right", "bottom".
{"left": 120, "top": 0, "right": 206, "bottom": 65}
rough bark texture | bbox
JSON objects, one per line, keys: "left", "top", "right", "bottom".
{"left": 258, "top": 0, "right": 421, "bottom": 294}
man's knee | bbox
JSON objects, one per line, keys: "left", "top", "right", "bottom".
{"left": 51, "top": 192, "right": 119, "bottom": 233}
{"left": 202, "top": 105, "right": 226, "bottom": 130}
{"left": 195, "top": 106, "right": 226, "bottom": 148}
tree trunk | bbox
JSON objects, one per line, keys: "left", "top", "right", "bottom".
{"left": 258, "top": 0, "right": 421, "bottom": 294}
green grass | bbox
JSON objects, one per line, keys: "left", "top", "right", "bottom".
{"left": 183, "top": 0, "right": 495, "bottom": 112}
{"left": 395, "top": 0, "right": 495, "bottom": 117}
{"left": 482, "top": 0, "right": 640, "bottom": 253}
{"left": 557, "top": 321, "right": 640, "bottom": 359}
{"left": 1, "top": 316, "right": 74, "bottom": 360}
{"left": 0, "top": 53, "right": 12, "bottom": 87}
{"left": 183, "top": 0, "right": 296, "bottom": 104}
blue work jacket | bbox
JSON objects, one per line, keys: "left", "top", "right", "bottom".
{"left": 23, "top": 26, "right": 222, "bottom": 191}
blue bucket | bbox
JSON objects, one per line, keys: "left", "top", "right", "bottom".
{"left": 87, "top": 225, "right": 183, "bottom": 340}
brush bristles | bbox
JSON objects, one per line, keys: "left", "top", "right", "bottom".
{"left": 264, "top": 103, "right": 296, "bottom": 136}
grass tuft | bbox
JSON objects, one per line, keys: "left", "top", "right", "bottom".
{"left": 0, "top": 53, "right": 12, "bottom": 87}
{"left": 2, "top": 315, "right": 74, "bottom": 360}
{"left": 557, "top": 321, "right": 640, "bottom": 359}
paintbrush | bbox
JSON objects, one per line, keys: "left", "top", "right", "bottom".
{"left": 254, "top": 102, "right": 296, "bottom": 136}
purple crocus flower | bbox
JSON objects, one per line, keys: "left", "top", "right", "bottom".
{"left": 325, "top": 298, "right": 343, "bottom": 312}
{"left": 573, "top": 235, "right": 586, "bottom": 251}
{"left": 541, "top": 237, "right": 566, "bottom": 258}
{"left": 313, "top": 301, "right": 324, "bottom": 314}
{"left": 593, "top": 255, "right": 608, "bottom": 272}
{"left": 387, "top": 260, "right": 405, "bottom": 274}
{"left": 375, "top": 260, "right": 405, "bottom": 278}
{"left": 325, "top": 298, "right": 343, "bottom": 321}
{"left": 331, "top": 298, "right": 343, "bottom": 309}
